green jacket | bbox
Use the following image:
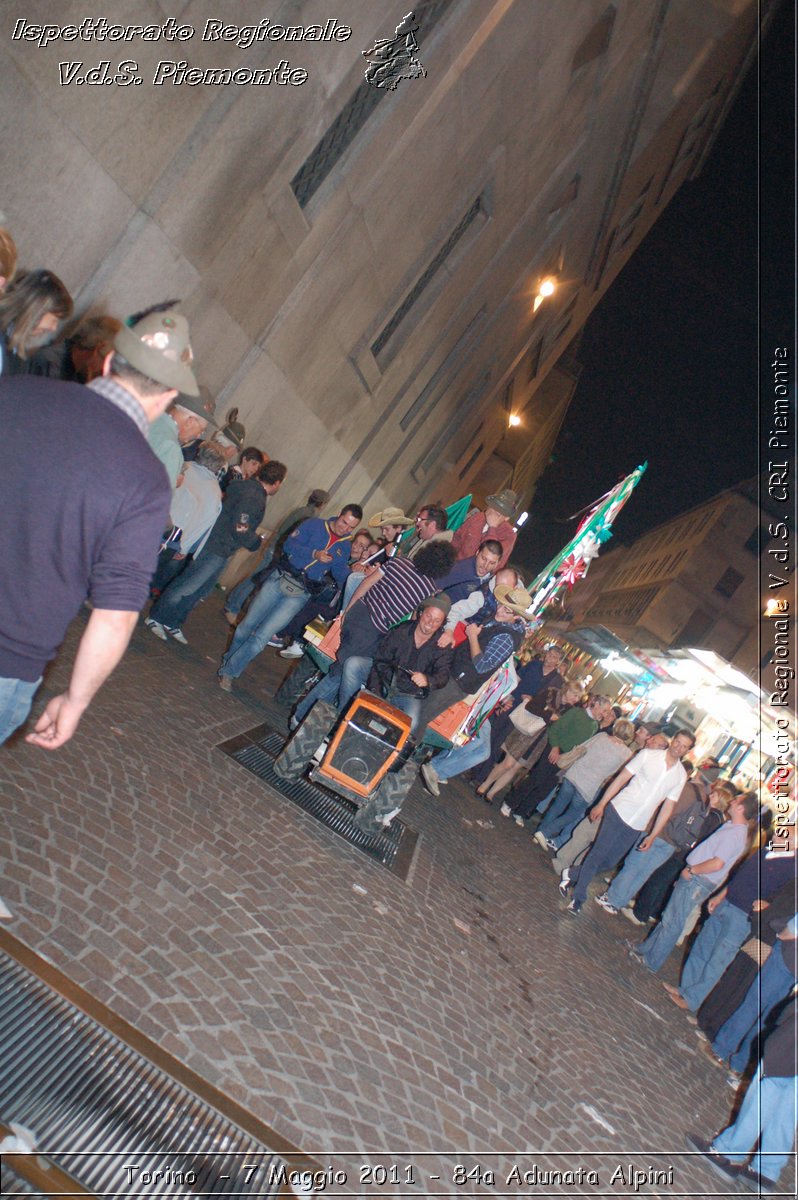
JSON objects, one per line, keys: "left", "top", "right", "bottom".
{"left": 548, "top": 706, "right": 598, "bottom": 753}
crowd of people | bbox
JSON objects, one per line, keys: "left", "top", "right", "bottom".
{"left": 0, "top": 224, "right": 794, "bottom": 1193}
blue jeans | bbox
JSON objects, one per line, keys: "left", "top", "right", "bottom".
{"left": 386, "top": 693, "right": 424, "bottom": 737}
{"left": 679, "top": 899, "right": 751, "bottom": 1012}
{"left": 295, "top": 602, "right": 384, "bottom": 719}
{"left": 219, "top": 571, "right": 310, "bottom": 680}
{"left": 538, "top": 779, "right": 589, "bottom": 846}
{"left": 639, "top": 874, "right": 716, "bottom": 973}
{"left": 434, "top": 720, "right": 492, "bottom": 781}
{"left": 605, "top": 835, "right": 675, "bottom": 909}
{"left": 712, "top": 941, "right": 795, "bottom": 1072}
{"left": 713, "top": 1062, "right": 796, "bottom": 1184}
{"left": 571, "top": 803, "right": 641, "bottom": 906}
{"left": 224, "top": 552, "right": 276, "bottom": 617}
{"left": 0, "top": 675, "right": 41, "bottom": 745}
{"left": 150, "top": 549, "right": 228, "bottom": 629}
{"left": 294, "top": 654, "right": 372, "bottom": 721}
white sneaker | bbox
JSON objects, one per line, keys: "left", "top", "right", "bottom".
{"left": 420, "top": 763, "right": 440, "bottom": 797}
{"left": 594, "top": 892, "right": 619, "bottom": 915}
{"left": 500, "top": 802, "right": 512, "bottom": 818}
{"left": 513, "top": 815, "right": 525, "bottom": 827}
{"left": 165, "top": 626, "right": 187, "bottom": 644}
{"left": 621, "top": 906, "right": 645, "bottom": 926}
{"left": 144, "top": 617, "right": 167, "bottom": 641}
{"left": 379, "top": 807, "right": 401, "bottom": 827}
{"left": 279, "top": 641, "right": 305, "bottom": 659}
{"left": 533, "top": 831, "right": 549, "bottom": 849}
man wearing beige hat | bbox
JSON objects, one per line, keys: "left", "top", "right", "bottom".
{"left": 450, "top": 489, "right": 520, "bottom": 568}
{"left": 0, "top": 306, "right": 198, "bottom": 748}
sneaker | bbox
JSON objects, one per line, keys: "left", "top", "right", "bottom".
{"left": 144, "top": 617, "right": 167, "bottom": 640}
{"left": 621, "top": 906, "right": 645, "bottom": 926}
{"left": 532, "top": 831, "right": 548, "bottom": 850}
{"left": 165, "top": 626, "right": 187, "bottom": 644}
{"left": 513, "top": 815, "right": 524, "bottom": 827}
{"left": 420, "top": 763, "right": 440, "bottom": 797}
{"left": 683, "top": 1134, "right": 741, "bottom": 1184}
{"left": 288, "top": 715, "right": 299, "bottom": 732}
{"left": 566, "top": 899, "right": 581, "bottom": 916}
{"left": 625, "top": 939, "right": 645, "bottom": 962}
{"left": 279, "top": 641, "right": 305, "bottom": 659}
{"left": 218, "top": 675, "right": 233, "bottom": 693}
{"left": 558, "top": 868, "right": 572, "bottom": 899}
{"left": 267, "top": 635, "right": 284, "bottom": 648}
{"left": 594, "top": 892, "right": 619, "bottom": 915}
{"left": 379, "top": 807, "right": 401, "bottom": 828}
{"left": 500, "top": 802, "right": 512, "bottom": 818}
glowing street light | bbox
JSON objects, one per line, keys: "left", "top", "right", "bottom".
{"left": 533, "top": 276, "right": 557, "bottom": 312}
{"left": 508, "top": 413, "right": 521, "bottom": 427}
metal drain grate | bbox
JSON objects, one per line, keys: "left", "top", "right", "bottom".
{"left": 217, "top": 724, "right": 418, "bottom": 881}
{"left": 0, "top": 946, "right": 316, "bottom": 1197}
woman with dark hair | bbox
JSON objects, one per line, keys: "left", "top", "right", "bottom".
{"left": 0, "top": 268, "right": 73, "bottom": 376}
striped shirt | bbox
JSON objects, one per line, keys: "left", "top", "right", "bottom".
{"left": 362, "top": 556, "right": 437, "bottom": 633}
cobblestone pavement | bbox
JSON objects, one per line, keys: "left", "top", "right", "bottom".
{"left": 0, "top": 594, "right": 788, "bottom": 1198}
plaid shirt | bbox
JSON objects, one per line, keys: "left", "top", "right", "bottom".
{"left": 87, "top": 375, "right": 149, "bottom": 439}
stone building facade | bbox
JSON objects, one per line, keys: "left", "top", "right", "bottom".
{"left": 2, "top": 0, "right": 767, "bottom": 525}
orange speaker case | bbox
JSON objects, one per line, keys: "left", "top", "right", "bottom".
{"left": 318, "top": 693, "right": 413, "bottom": 798}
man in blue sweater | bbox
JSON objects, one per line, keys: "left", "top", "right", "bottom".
{"left": 0, "top": 309, "right": 197, "bottom": 749}
{"left": 217, "top": 506, "right": 362, "bottom": 688}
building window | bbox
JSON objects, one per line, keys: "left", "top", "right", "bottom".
{"left": 548, "top": 174, "right": 581, "bottom": 218}
{"left": 549, "top": 294, "right": 578, "bottom": 345}
{"left": 290, "top": 0, "right": 456, "bottom": 209}
{"left": 571, "top": 6, "right": 616, "bottom": 74}
{"left": 371, "top": 193, "right": 488, "bottom": 364}
{"left": 744, "top": 526, "right": 765, "bottom": 556}
{"left": 411, "top": 371, "right": 491, "bottom": 483}
{"left": 714, "top": 567, "right": 744, "bottom": 599}
{"left": 528, "top": 339, "right": 543, "bottom": 382}
{"left": 459, "top": 442, "right": 484, "bottom": 480}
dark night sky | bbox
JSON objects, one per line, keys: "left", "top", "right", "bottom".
{"left": 515, "top": 1, "right": 794, "bottom": 576}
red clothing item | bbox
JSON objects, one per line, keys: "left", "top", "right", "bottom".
{"left": 450, "top": 509, "right": 517, "bottom": 567}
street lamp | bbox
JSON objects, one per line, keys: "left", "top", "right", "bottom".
{"left": 533, "top": 277, "right": 557, "bottom": 312}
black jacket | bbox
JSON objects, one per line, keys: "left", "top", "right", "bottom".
{"left": 203, "top": 478, "right": 265, "bottom": 558}
{"left": 368, "top": 621, "right": 453, "bottom": 698}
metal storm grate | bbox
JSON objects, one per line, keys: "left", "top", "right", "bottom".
{"left": 0, "top": 946, "right": 316, "bottom": 1197}
{"left": 217, "top": 725, "right": 418, "bottom": 881}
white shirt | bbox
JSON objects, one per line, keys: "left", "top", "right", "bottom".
{"left": 612, "top": 747, "right": 687, "bottom": 831}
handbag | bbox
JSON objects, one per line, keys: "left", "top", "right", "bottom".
{"left": 509, "top": 700, "right": 545, "bottom": 737}
{"left": 278, "top": 570, "right": 308, "bottom": 597}
{"left": 316, "top": 615, "right": 342, "bottom": 659}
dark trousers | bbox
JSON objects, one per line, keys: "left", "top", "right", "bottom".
{"left": 633, "top": 852, "right": 685, "bottom": 922}
{"left": 472, "top": 709, "right": 513, "bottom": 782}
{"left": 509, "top": 755, "right": 559, "bottom": 819}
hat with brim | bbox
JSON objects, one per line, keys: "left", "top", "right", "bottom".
{"left": 493, "top": 584, "right": 531, "bottom": 617}
{"left": 368, "top": 506, "right": 415, "bottom": 529}
{"left": 419, "top": 592, "right": 451, "bottom": 616}
{"left": 485, "top": 489, "right": 519, "bottom": 520}
{"left": 114, "top": 311, "right": 199, "bottom": 395}
{"left": 174, "top": 383, "right": 219, "bottom": 428}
